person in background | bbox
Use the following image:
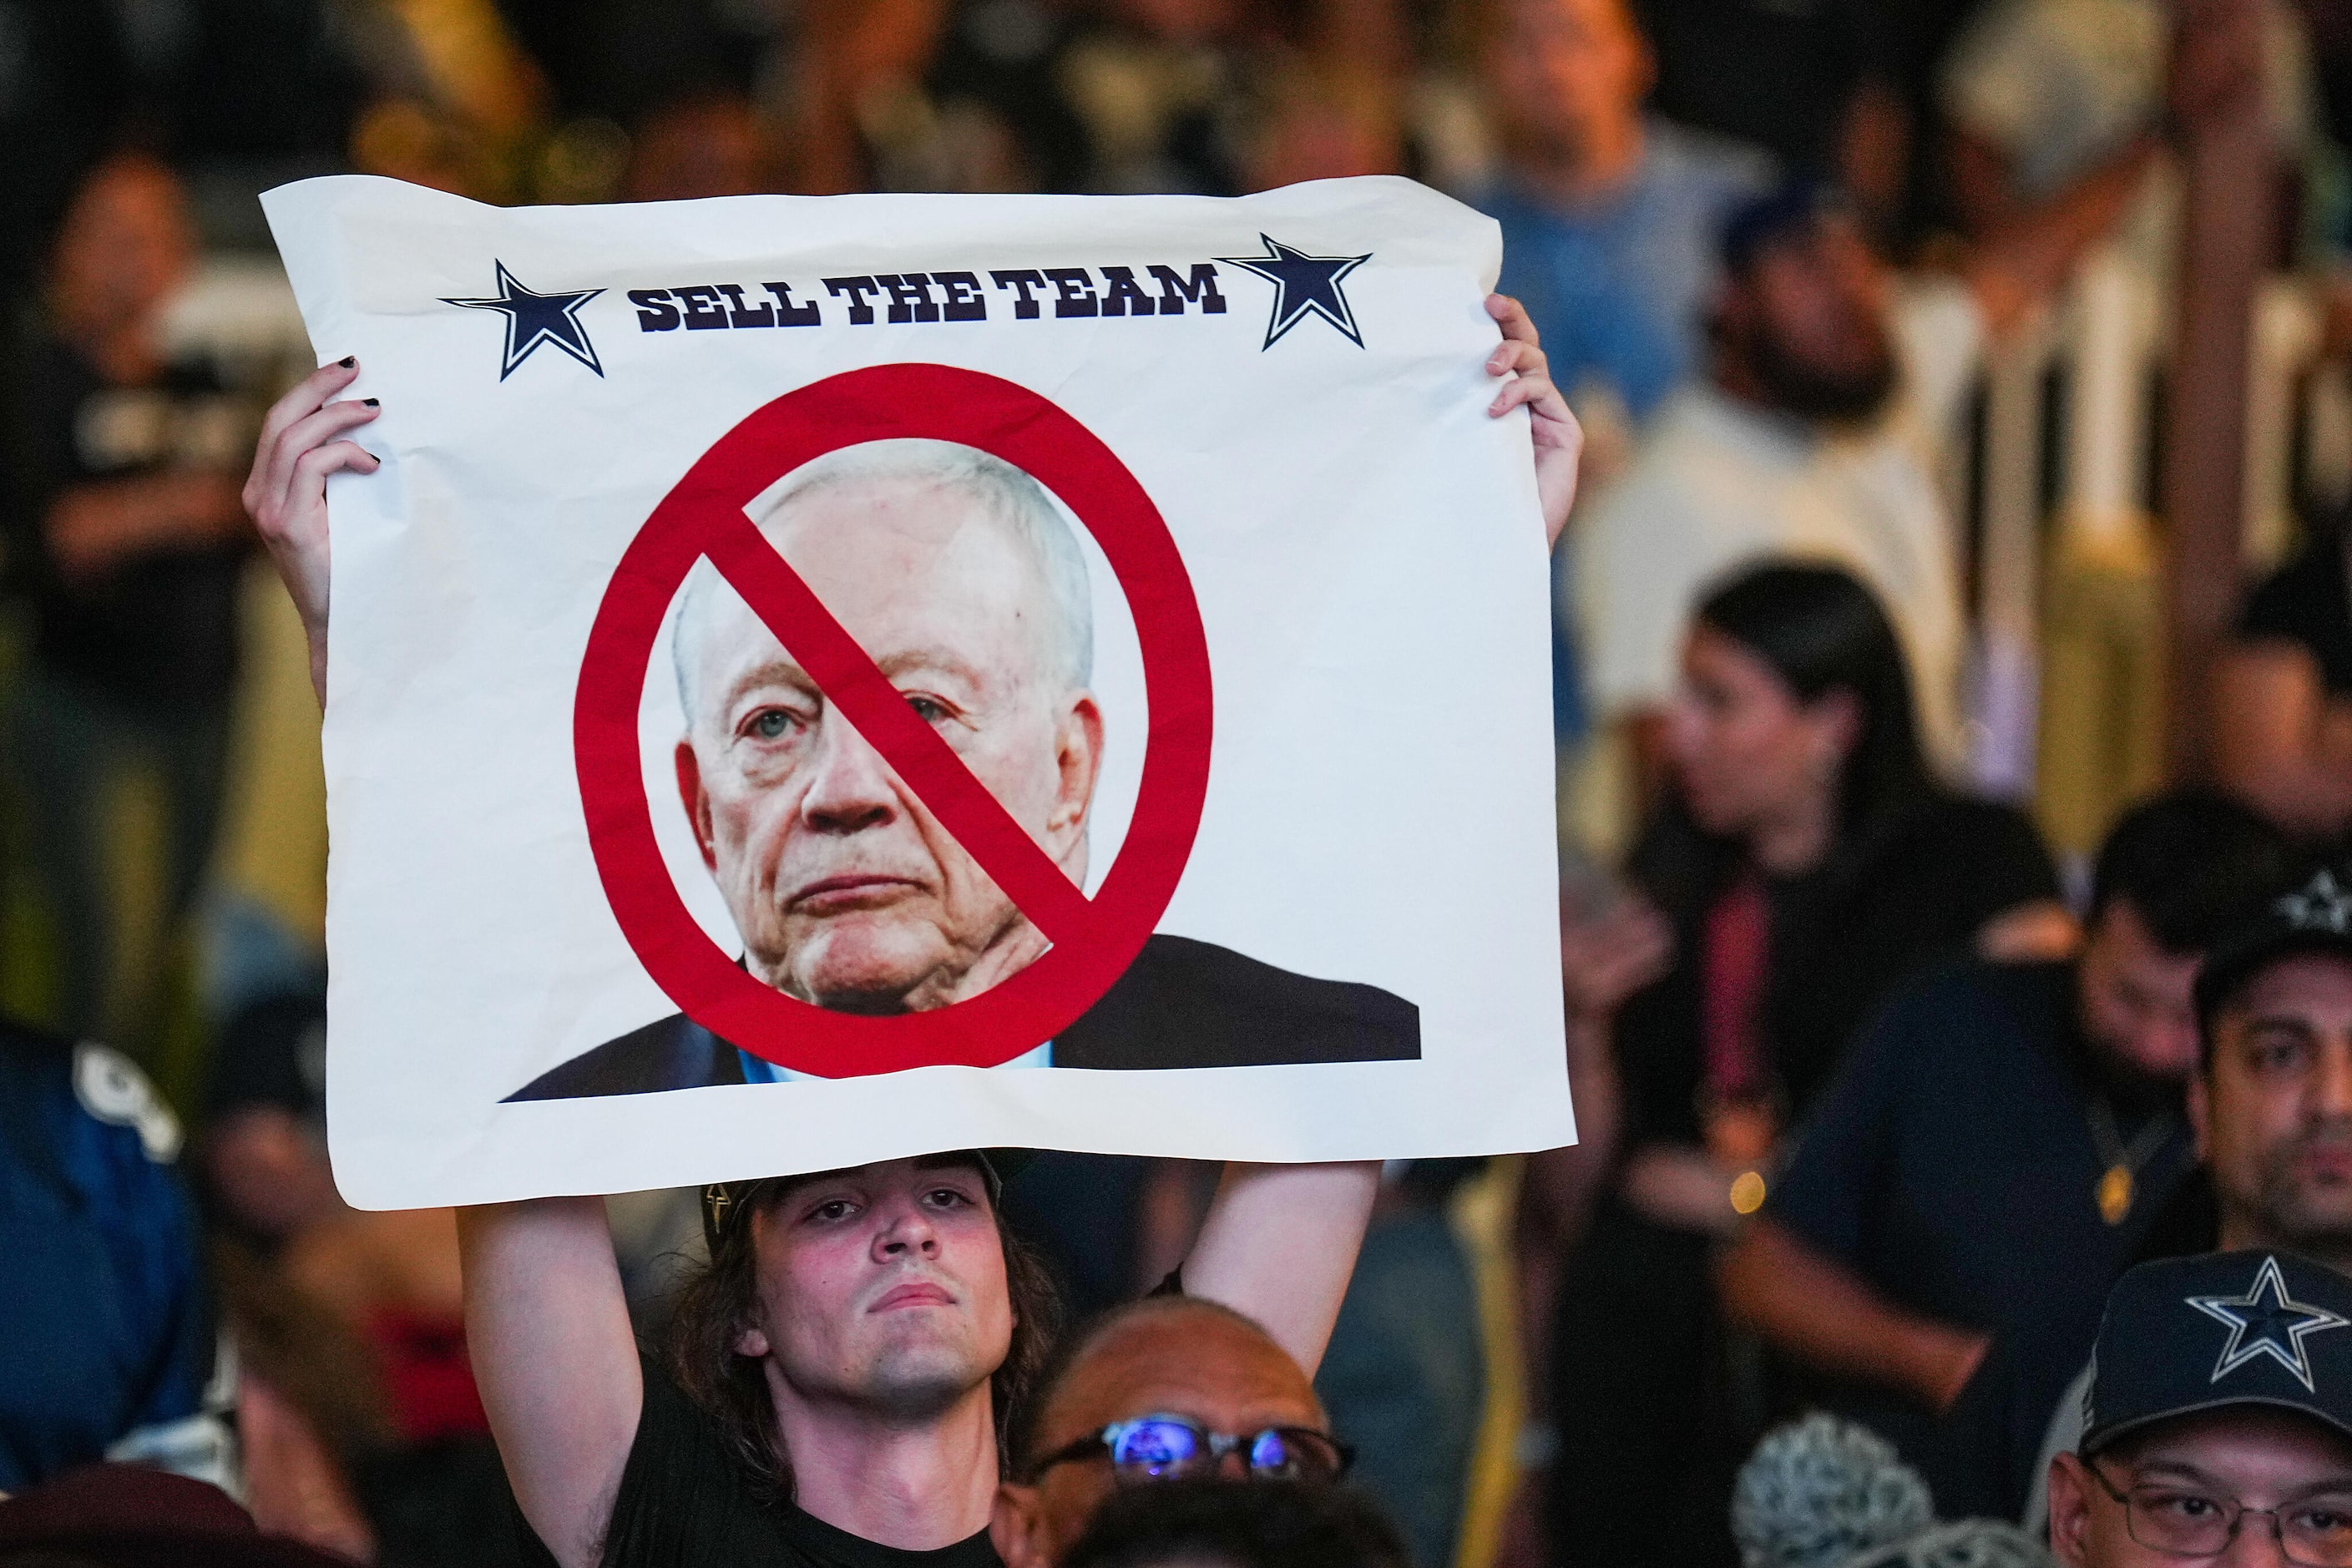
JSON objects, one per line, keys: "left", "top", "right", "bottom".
{"left": 0, "top": 1015, "right": 226, "bottom": 1494}
{"left": 2046, "top": 1252, "right": 2352, "bottom": 1568}
{"left": 1475, "top": 0, "right": 1773, "bottom": 432}
{"left": 1055, "top": 1479, "right": 1411, "bottom": 1568}
{"left": 197, "top": 988, "right": 517, "bottom": 1565}
{"left": 1579, "top": 1, "right": 2258, "bottom": 797}
{"left": 1715, "top": 790, "right": 2295, "bottom": 1519}
{"left": 994, "top": 1295, "right": 1355, "bottom": 1568}
{"left": 2215, "top": 511, "right": 2352, "bottom": 842}
{"left": 1516, "top": 562, "right": 2073, "bottom": 1568}
{"left": 1996, "top": 857, "right": 2352, "bottom": 1531}
{"left": 1940, "top": 0, "right": 2284, "bottom": 257}
{"left": 0, "top": 148, "right": 254, "bottom": 1049}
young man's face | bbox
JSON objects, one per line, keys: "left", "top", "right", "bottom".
{"left": 2195, "top": 953, "right": 2352, "bottom": 1255}
{"left": 740, "top": 1156, "right": 1014, "bottom": 1423}
{"left": 2079, "top": 898, "right": 2206, "bottom": 1085}
{"left": 2049, "top": 1407, "right": 2352, "bottom": 1566}
{"left": 992, "top": 1306, "right": 1328, "bottom": 1568}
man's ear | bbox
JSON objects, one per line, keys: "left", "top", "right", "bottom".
{"left": 733, "top": 1323, "right": 771, "bottom": 1358}
{"left": 2046, "top": 1452, "right": 2095, "bottom": 1566}
{"left": 1049, "top": 691, "right": 1105, "bottom": 841}
{"left": 675, "top": 739, "right": 720, "bottom": 873}
{"left": 990, "top": 1483, "right": 1047, "bottom": 1568}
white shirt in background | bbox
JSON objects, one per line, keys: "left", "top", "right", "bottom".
{"left": 1575, "top": 280, "right": 1983, "bottom": 774}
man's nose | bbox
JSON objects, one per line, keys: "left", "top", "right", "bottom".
{"left": 871, "top": 1192, "right": 940, "bottom": 1260}
{"left": 800, "top": 714, "right": 900, "bottom": 834}
{"left": 2314, "top": 1037, "right": 2352, "bottom": 1117}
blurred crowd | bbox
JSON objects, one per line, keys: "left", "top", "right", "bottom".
{"left": 19, "top": 1, "right": 2352, "bottom": 1567}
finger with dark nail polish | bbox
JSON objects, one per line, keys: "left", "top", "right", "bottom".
{"left": 363, "top": 398, "right": 379, "bottom": 407}
{"left": 339, "top": 357, "right": 356, "bottom": 367}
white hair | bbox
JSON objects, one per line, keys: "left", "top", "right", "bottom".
{"left": 672, "top": 438, "right": 1095, "bottom": 725}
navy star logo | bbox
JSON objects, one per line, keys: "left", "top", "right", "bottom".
{"left": 442, "top": 260, "right": 605, "bottom": 380}
{"left": 2278, "top": 870, "right": 2352, "bottom": 934}
{"left": 2188, "top": 1255, "right": 2349, "bottom": 1391}
{"left": 1215, "top": 235, "right": 1372, "bottom": 350}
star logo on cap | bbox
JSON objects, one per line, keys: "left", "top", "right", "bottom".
{"left": 443, "top": 260, "right": 605, "bottom": 381}
{"left": 1216, "top": 235, "right": 1372, "bottom": 350}
{"left": 2188, "top": 1255, "right": 2349, "bottom": 1391}
{"left": 2277, "top": 870, "right": 2352, "bottom": 933}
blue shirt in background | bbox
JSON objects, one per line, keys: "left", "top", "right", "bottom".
{"left": 0, "top": 1023, "right": 213, "bottom": 1492}
{"left": 1481, "top": 119, "right": 1772, "bottom": 426}
{"left": 1480, "top": 119, "right": 1769, "bottom": 746}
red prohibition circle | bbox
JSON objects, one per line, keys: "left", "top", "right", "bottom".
{"left": 573, "top": 363, "right": 1214, "bottom": 1075}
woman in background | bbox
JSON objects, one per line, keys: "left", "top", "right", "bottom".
{"left": 1510, "top": 563, "right": 2071, "bottom": 1568}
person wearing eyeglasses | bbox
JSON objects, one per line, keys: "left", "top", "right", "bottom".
{"left": 992, "top": 1296, "right": 1352, "bottom": 1568}
{"left": 2047, "top": 1251, "right": 2352, "bottom": 1567}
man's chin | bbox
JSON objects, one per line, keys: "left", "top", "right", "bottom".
{"left": 769, "top": 928, "right": 946, "bottom": 1014}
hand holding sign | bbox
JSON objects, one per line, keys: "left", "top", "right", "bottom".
{"left": 256, "top": 174, "right": 1571, "bottom": 1204}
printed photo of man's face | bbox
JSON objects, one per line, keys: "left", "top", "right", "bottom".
{"left": 665, "top": 440, "right": 1107, "bottom": 1014}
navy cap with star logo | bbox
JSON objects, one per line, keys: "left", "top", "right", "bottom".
{"left": 2081, "top": 1252, "right": 2352, "bottom": 1457}
{"left": 2193, "top": 862, "right": 2352, "bottom": 1036}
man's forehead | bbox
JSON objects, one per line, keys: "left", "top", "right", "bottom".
{"left": 2224, "top": 951, "right": 2352, "bottom": 1024}
{"left": 1054, "top": 1309, "right": 1321, "bottom": 1434}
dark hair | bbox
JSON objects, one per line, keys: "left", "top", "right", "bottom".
{"left": 1009, "top": 1295, "right": 1292, "bottom": 1479}
{"left": 2088, "top": 789, "right": 2295, "bottom": 954}
{"left": 1693, "top": 562, "right": 1933, "bottom": 840}
{"left": 1060, "top": 1479, "right": 1411, "bottom": 1568}
{"left": 665, "top": 1176, "right": 1064, "bottom": 1504}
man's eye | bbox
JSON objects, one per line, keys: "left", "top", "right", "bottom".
{"left": 2290, "top": 1502, "right": 2352, "bottom": 1535}
{"left": 749, "top": 709, "right": 799, "bottom": 740}
{"left": 907, "top": 695, "right": 948, "bottom": 724}
{"left": 2146, "top": 1490, "right": 2222, "bottom": 1520}
{"left": 926, "top": 1186, "right": 972, "bottom": 1208}
{"left": 808, "top": 1199, "right": 855, "bottom": 1222}
{"left": 2253, "top": 1040, "right": 2312, "bottom": 1074}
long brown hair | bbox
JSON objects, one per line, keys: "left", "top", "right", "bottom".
{"left": 665, "top": 1181, "right": 1065, "bottom": 1505}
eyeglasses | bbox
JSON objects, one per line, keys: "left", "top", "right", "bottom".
{"left": 1023, "top": 1414, "right": 1354, "bottom": 1486}
{"left": 2087, "top": 1461, "right": 2352, "bottom": 1565}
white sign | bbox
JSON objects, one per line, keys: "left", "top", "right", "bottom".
{"left": 263, "top": 174, "right": 1571, "bottom": 1207}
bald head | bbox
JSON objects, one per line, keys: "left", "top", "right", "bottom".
{"left": 994, "top": 1299, "right": 1328, "bottom": 1568}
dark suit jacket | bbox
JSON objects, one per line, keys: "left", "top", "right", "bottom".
{"left": 506, "top": 933, "right": 1419, "bottom": 1100}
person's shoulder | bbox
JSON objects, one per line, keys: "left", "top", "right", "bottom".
{"left": 504, "top": 1014, "right": 739, "bottom": 1101}
{"left": 1054, "top": 935, "right": 1419, "bottom": 1070}
{"left": 1874, "top": 955, "right": 2068, "bottom": 1043}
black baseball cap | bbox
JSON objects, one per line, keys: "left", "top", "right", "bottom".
{"left": 2081, "top": 1252, "right": 2352, "bottom": 1457}
{"left": 2193, "top": 863, "right": 2352, "bottom": 1036}
{"left": 701, "top": 1148, "right": 1029, "bottom": 1254}
{"left": 1719, "top": 178, "right": 1853, "bottom": 276}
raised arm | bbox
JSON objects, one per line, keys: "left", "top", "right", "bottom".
{"left": 457, "top": 1200, "right": 643, "bottom": 1568}
{"left": 241, "top": 367, "right": 641, "bottom": 1568}
{"left": 1180, "top": 1161, "right": 1381, "bottom": 1375}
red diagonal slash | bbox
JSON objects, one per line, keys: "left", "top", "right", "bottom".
{"left": 700, "top": 508, "right": 1094, "bottom": 944}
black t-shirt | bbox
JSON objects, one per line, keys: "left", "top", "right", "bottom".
{"left": 2, "top": 329, "right": 251, "bottom": 705}
{"left": 1763, "top": 959, "right": 2193, "bottom": 1510}
{"left": 2237, "top": 539, "right": 2352, "bottom": 698}
{"left": 517, "top": 1357, "right": 1004, "bottom": 1568}
{"left": 1612, "top": 793, "right": 2060, "bottom": 1149}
